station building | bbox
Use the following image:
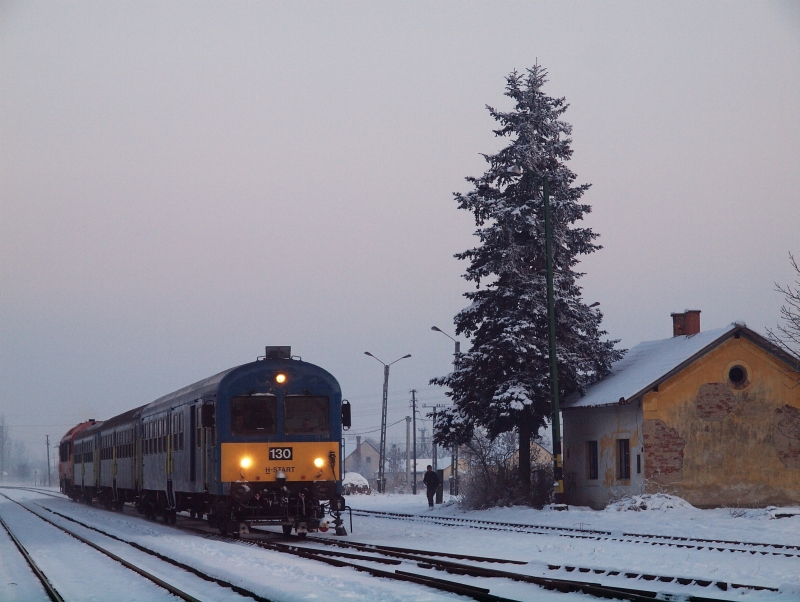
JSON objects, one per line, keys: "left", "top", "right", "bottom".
{"left": 562, "top": 311, "right": 800, "bottom": 509}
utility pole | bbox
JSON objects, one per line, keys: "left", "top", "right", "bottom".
{"left": 543, "top": 175, "right": 564, "bottom": 503}
{"left": 431, "top": 326, "right": 461, "bottom": 495}
{"left": 405, "top": 416, "right": 411, "bottom": 491}
{"left": 423, "top": 404, "right": 447, "bottom": 471}
{"left": 364, "top": 352, "right": 411, "bottom": 493}
{"left": 432, "top": 408, "right": 437, "bottom": 471}
{"left": 380, "top": 363, "right": 389, "bottom": 492}
{"left": 46, "top": 435, "right": 51, "bottom": 487}
{"left": 411, "top": 390, "right": 417, "bottom": 494}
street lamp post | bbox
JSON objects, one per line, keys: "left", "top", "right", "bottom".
{"left": 364, "top": 352, "right": 411, "bottom": 493}
{"left": 431, "top": 326, "right": 461, "bottom": 495}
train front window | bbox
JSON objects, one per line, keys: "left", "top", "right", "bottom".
{"left": 231, "top": 395, "right": 277, "bottom": 435}
{"left": 284, "top": 396, "right": 329, "bottom": 435}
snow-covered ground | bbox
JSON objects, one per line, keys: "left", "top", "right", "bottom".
{"left": 344, "top": 492, "right": 800, "bottom": 600}
{"left": 2, "top": 487, "right": 799, "bottom": 601}
{"left": 0, "top": 488, "right": 468, "bottom": 601}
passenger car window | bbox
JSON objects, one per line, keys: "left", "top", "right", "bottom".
{"left": 231, "top": 395, "right": 277, "bottom": 435}
{"left": 284, "top": 396, "right": 329, "bottom": 435}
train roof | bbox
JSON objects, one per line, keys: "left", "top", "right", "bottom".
{"left": 144, "top": 367, "right": 235, "bottom": 413}
{"left": 140, "top": 357, "right": 340, "bottom": 415}
{"left": 69, "top": 356, "right": 341, "bottom": 438}
{"left": 76, "top": 405, "right": 147, "bottom": 439}
{"left": 72, "top": 368, "right": 236, "bottom": 441}
{"left": 60, "top": 420, "right": 100, "bottom": 444}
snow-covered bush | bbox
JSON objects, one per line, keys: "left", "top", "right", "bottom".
{"left": 605, "top": 493, "right": 694, "bottom": 512}
{"left": 342, "top": 472, "right": 370, "bottom": 495}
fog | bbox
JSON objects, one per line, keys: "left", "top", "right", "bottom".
{"left": 1, "top": 2, "right": 797, "bottom": 461}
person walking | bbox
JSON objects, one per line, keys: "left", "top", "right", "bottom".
{"left": 423, "top": 465, "right": 439, "bottom": 508}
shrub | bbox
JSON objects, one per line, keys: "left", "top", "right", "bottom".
{"left": 460, "top": 430, "right": 553, "bottom": 509}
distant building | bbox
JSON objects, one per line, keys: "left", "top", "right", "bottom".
{"left": 343, "top": 437, "right": 380, "bottom": 482}
{"left": 510, "top": 441, "right": 554, "bottom": 467}
{"left": 562, "top": 311, "right": 800, "bottom": 509}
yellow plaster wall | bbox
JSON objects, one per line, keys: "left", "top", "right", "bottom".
{"left": 641, "top": 337, "right": 800, "bottom": 507}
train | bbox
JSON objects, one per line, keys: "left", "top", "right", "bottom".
{"left": 58, "top": 346, "right": 351, "bottom": 536}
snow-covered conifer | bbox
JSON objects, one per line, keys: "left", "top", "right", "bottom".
{"left": 431, "top": 65, "right": 623, "bottom": 487}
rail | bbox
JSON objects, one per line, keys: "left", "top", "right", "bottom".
{"left": 0, "top": 513, "right": 64, "bottom": 602}
{"left": 0, "top": 491, "right": 270, "bottom": 602}
{"left": 351, "top": 507, "right": 800, "bottom": 557}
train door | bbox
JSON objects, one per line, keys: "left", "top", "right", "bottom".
{"left": 112, "top": 430, "right": 118, "bottom": 501}
{"left": 134, "top": 422, "right": 140, "bottom": 492}
{"left": 93, "top": 434, "right": 100, "bottom": 492}
{"left": 166, "top": 410, "right": 175, "bottom": 509}
{"left": 197, "top": 401, "right": 215, "bottom": 492}
{"left": 190, "top": 403, "right": 197, "bottom": 485}
{"left": 73, "top": 441, "right": 85, "bottom": 491}
{"left": 196, "top": 404, "right": 207, "bottom": 491}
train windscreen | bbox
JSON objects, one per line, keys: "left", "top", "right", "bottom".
{"left": 231, "top": 395, "right": 277, "bottom": 435}
{"left": 284, "top": 396, "right": 329, "bottom": 435}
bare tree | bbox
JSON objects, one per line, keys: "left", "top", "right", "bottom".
{"left": 460, "top": 429, "right": 553, "bottom": 509}
{"left": 768, "top": 253, "right": 800, "bottom": 373}
{"left": 385, "top": 443, "right": 409, "bottom": 492}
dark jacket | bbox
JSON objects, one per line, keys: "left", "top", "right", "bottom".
{"left": 423, "top": 470, "right": 440, "bottom": 489}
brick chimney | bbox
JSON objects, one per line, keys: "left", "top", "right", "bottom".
{"left": 671, "top": 309, "right": 701, "bottom": 336}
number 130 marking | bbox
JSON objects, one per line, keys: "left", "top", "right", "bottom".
{"left": 269, "top": 447, "right": 293, "bottom": 460}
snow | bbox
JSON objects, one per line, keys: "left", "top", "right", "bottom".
{"left": 3, "top": 487, "right": 799, "bottom": 601}
{"left": 603, "top": 493, "right": 695, "bottom": 513}
{"left": 342, "top": 472, "right": 369, "bottom": 487}
{"left": 0, "top": 492, "right": 177, "bottom": 601}
{"left": 346, "top": 492, "right": 800, "bottom": 599}
{"left": 1, "top": 489, "right": 466, "bottom": 602}
{"left": 0, "top": 520, "right": 51, "bottom": 602}
{"left": 563, "top": 323, "right": 740, "bottom": 408}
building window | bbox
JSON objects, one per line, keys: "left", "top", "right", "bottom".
{"left": 636, "top": 454, "right": 641, "bottom": 474}
{"left": 617, "top": 439, "right": 630, "bottom": 480}
{"left": 366, "top": 456, "right": 372, "bottom": 465}
{"left": 586, "top": 441, "right": 598, "bottom": 480}
{"left": 728, "top": 364, "right": 749, "bottom": 389}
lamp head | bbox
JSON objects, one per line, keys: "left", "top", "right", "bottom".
{"left": 431, "top": 326, "right": 441, "bottom": 332}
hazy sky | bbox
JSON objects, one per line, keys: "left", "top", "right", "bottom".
{"left": 1, "top": 2, "right": 798, "bottom": 462}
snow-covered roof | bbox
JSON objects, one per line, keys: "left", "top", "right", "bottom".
{"left": 563, "top": 323, "right": 740, "bottom": 409}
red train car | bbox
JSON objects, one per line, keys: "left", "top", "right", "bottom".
{"left": 58, "top": 419, "right": 100, "bottom": 499}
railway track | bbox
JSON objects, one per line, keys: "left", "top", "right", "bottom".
{"left": 0, "top": 491, "right": 270, "bottom": 602}
{"left": 221, "top": 530, "right": 741, "bottom": 602}
{"left": 300, "top": 533, "right": 777, "bottom": 598}
{"left": 6, "top": 488, "right": 785, "bottom": 602}
{"left": 29, "top": 491, "right": 735, "bottom": 602}
{"left": 351, "top": 507, "right": 800, "bottom": 558}
{"left": 0, "top": 512, "right": 64, "bottom": 602}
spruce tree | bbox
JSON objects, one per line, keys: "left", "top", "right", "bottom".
{"left": 431, "top": 65, "right": 623, "bottom": 489}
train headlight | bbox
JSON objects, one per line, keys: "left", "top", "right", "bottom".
{"left": 275, "top": 373, "right": 287, "bottom": 384}
{"left": 313, "top": 457, "right": 324, "bottom": 468}
{"left": 240, "top": 457, "right": 253, "bottom": 469}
